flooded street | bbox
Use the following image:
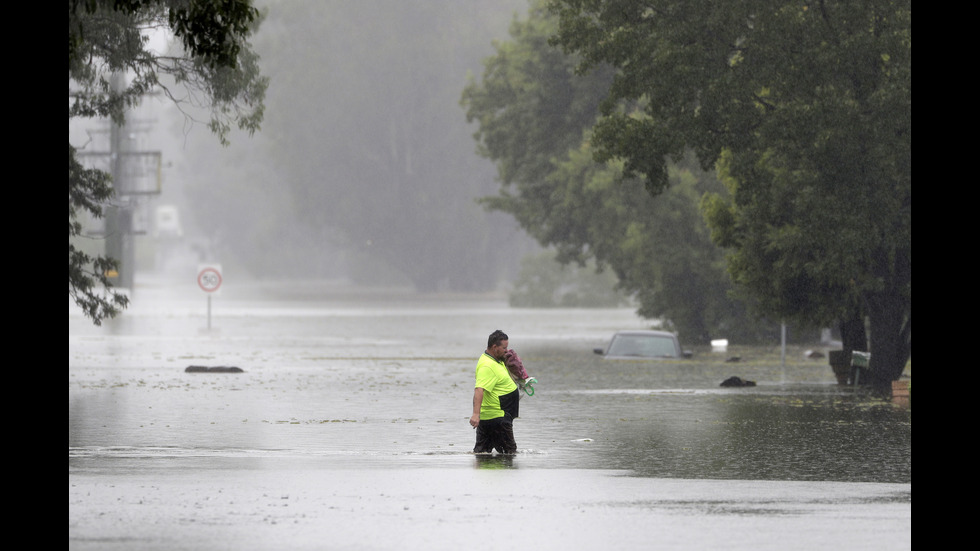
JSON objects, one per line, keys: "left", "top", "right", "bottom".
{"left": 69, "top": 278, "right": 911, "bottom": 550}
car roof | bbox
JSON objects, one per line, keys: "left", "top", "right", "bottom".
{"left": 612, "top": 330, "right": 676, "bottom": 338}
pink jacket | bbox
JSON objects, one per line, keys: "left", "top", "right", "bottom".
{"left": 504, "top": 349, "right": 529, "bottom": 380}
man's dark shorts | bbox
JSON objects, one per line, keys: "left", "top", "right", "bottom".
{"left": 473, "top": 416, "right": 516, "bottom": 454}
{"left": 473, "top": 388, "right": 520, "bottom": 454}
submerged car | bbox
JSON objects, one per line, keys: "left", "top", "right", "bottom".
{"left": 594, "top": 330, "right": 687, "bottom": 359}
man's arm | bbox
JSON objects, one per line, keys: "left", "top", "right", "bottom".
{"left": 470, "top": 387, "right": 484, "bottom": 428}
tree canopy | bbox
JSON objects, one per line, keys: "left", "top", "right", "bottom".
{"left": 462, "top": 3, "right": 775, "bottom": 343}
{"left": 548, "top": 0, "right": 910, "bottom": 387}
{"left": 69, "top": 0, "right": 268, "bottom": 324}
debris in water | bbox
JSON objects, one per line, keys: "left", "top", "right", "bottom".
{"left": 185, "top": 366, "right": 244, "bottom": 373}
{"left": 719, "top": 376, "right": 756, "bottom": 387}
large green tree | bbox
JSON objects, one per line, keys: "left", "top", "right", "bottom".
{"left": 549, "top": 0, "right": 910, "bottom": 388}
{"left": 69, "top": 0, "right": 268, "bottom": 323}
{"left": 463, "top": 3, "right": 773, "bottom": 343}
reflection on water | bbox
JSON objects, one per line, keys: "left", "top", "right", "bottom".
{"left": 543, "top": 387, "right": 910, "bottom": 482}
{"left": 473, "top": 454, "right": 516, "bottom": 470}
{"left": 69, "top": 282, "right": 910, "bottom": 484}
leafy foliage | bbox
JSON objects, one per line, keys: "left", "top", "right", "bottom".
{"left": 69, "top": 144, "right": 129, "bottom": 324}
{"left": 69, "top": 0, "right": 267, "bottom": 140}
{"left": 549, "top": 0, "right": 910, "bottom": 385}
{"left": 462, "top": 3, "right": 774, "bottom": 342}
{"left": 68, "top": 0, "right": 268, "bottom": 324}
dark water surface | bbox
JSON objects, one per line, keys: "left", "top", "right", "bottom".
{"left": 69, "top": 279, "right": 910, "bottom": 550}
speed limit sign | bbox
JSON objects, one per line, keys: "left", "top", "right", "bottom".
{"left": 197, "top": 265, "right": 223, "bottom": 293}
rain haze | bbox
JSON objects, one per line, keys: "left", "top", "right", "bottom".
{"left": 69, "top": 1, "right": 911, "bottom": 550}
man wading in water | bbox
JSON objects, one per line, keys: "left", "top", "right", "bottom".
{"left": 470, "top": 330, "right": 520, "bottom": 454}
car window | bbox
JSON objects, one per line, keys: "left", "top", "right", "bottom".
{"left": 608, "top": 335, "right": 677, "bottom": 357}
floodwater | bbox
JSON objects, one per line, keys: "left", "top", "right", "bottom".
{"left": 69, "top": 278, "right": 911, "bottom": 550}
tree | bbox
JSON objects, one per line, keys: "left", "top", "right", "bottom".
{"left": 549, "top": 0, "right": 910, "bottom": 389}
{"left": 69, "top": 0, "right": 268, "bottom": 324}
{"left": 462, "top": 2, "right": 774, "bottom": 343}
{"left": 69, "top": 143, "right": 128, "bottom": 322}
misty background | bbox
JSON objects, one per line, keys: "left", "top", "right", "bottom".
{"left": 72, "top": 0, "right": 583, "bottom": 298}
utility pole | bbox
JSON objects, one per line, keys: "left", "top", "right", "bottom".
{"left": 105, "top": 75, "right": 135, "bottom": 289}
{"left": 78, "top": 72, "right": 162, "bottom": 293}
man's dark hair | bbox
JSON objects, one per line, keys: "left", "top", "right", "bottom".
{"left": 487, "top": 329, "right": 508, "bottom": 348}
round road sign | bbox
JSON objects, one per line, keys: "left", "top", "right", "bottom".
{"left": 197, "top": 266, "right": 222, "bottom": 293}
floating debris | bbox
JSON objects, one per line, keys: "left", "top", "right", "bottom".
{"left": 185, "top": 366, "right": 244, "bottom": 373}
{"left": 720, "top": 376, "right": 756, "bottom": 387}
